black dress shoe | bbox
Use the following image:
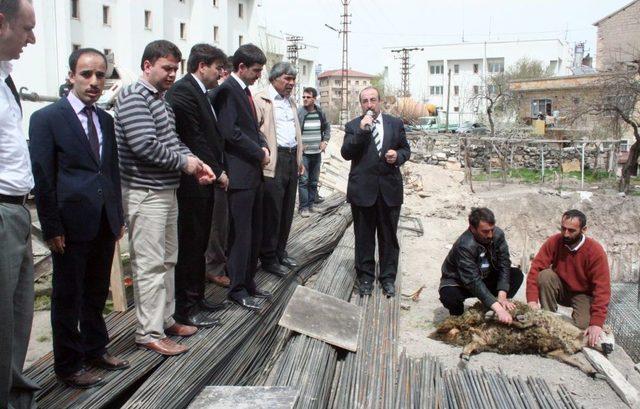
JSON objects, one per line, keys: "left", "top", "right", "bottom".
{"left": 174, "top": 313, "right": 220, "bottom": 328}
{"left": 87, "top": 353, "right": 130, "bottom": 371}
{"left": 359, "top": 281, "right": 373, "bottom": 296}
{"left": 279, "top": 256, "right": 298, "bottom": 269}
{"left": 57, "top": 368, "right": 103, "bottom": 389}
{"left": 381, "top": 281, "right": 396, "bottom": 297}
{"left": 199, "top": 298, "right": 228, "bottom": 312}
{"left": 229, "top": 296, "right": 262, "bottom": 311}
{"left": 251, "top": 288, "right": 272, "bottom": 299}
{"left": 263, "top": 263, "right": 288, "bottom": 277}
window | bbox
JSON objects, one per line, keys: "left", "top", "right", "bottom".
{"left": 102, "top": 5, "right": 110, "bottom": 25}
{"left": 355, "top": 80, "right": 359, "bottom": 85}
{"left": 488, "top": 62, "right": 504, "bottom": 73}
{"left": 531, "top": 98, "right": 552, "bottom": 117}
{"left": 72, "top": 43, "right": 81, "bottom": 51}
{"left": 238, "top": 3, "right": 244, "bottom": 18}
{"left": 179, "top": 22, "right": 186, "bottom": 40}
{"left": 334, "top": 80, "right": 341, "bottom": 86}
{"left": 144, "top": 10, "right": 152, "bottom": 29}
{"left": 453, "top": 106, "right": 459, "bottom": 112}
{"left": 620, "top": 141, "right": 629, "bottom": 152}
{"left": 473, "top": 85, "right": 479, "bottom": 95}
{"left": 238, "top": 35, "right": 243, "bottom": 46}
{"left": 473, "top": 64, "right": 479, "bottom": 74}
{"left": 429, "top": 64, "right": 444, "bottom": 74}
{"left": 302, "top": 65, "right": 307, "bottom": 75}
{"left": 71, "top": 0, "right": 79, "bottom": 19}
{"left": 212, "top": 0, "right": 218, "bottom": 6}
{"left": 363, "top": 81, "right": 368, "bottom": 85}
{"left": 103, "top": 48, "right": 112, "bottom": 56}
{"left": 487, "top": 85, "right": 497, "bottom": 95}
{"left": 453, "top": 85, "right": 459, "bottom": 96}
{"left": 454, "top": 64, "right": 459, "bottom": 74}
{"left": 180, "top": 59, "right": 186, "bottom": 75}
{"left": 429, "top": 86, "right": 443, "bottom": 95}
{"left": 213, "top": 26, "right": 219, "bottom": 42}
{"left": 348, "top": 80, "right": 351, "bottom": 85}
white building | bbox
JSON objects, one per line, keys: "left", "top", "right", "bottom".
{"left": 383, "top": 39, "right": 574, "bottom": 123}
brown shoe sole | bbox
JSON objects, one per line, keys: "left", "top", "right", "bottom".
{"left": 57, "top": 376, "right": 103, "bottom": 389}
{"left": 136, "top": 342, "right": 189, "bottom": 356}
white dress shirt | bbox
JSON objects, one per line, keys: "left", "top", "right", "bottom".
{"left": 231, "top": 72, "right": 248, "bottom": 90}
{"left": 268, "top": 84, "right": 297, "bottom": 148}
{"left": 0, "top": 61, "right": 34, "bottom": 195}
{"left": 67, "top": 91, "right": 104, "bottom": 159}
{"left": 192, "top": 73, "right": 217, "bottom": 120}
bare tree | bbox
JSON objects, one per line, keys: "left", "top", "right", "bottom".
{"left": 572, "top": 63, "right": 640, "bottom": 192}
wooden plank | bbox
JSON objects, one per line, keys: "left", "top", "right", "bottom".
{"left": 109, "top": 241, "right": 127, "bottom": 312}
{"left": 583, "top": 348, "right": 640, "bottom": 407}
{"left": 188, "top": 386, "right": 298, "bottom": 409}
{"left": 279, "top": 285, "right": 362, "bottom": 352}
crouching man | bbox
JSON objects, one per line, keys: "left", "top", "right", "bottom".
{"left": 526, "top": 209, "right": 610, "bottom": 347}
{"left": 439, "top": 207, "right": 523, "bottom": 324}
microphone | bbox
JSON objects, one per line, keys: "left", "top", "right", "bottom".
{"left": 364, "top": 109, "right": 374, "bottom": 131}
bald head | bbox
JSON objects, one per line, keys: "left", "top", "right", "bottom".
{"left": 0, "top": 0, "right": 36, "bottom": 61}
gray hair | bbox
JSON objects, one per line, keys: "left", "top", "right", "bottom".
{"left": 0, "top": 0, "right": 30, "bottom": 21}
{"left": 269, "top": 61, "right": 297, "bottom": 82}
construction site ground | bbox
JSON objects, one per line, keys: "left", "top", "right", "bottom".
{"left": 26, "top": 127, "right": 640, "bottom": 408}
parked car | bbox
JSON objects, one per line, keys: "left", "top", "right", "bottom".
{"left": 456, "top": 122, "right": 489, "bottom": 135}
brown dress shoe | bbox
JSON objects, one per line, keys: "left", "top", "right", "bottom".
{"left": 57, "top": 368, "right": 103, "bottom": 389}
{"left": 206, "top": 273, "right": 230, "bottom": 288}
{"left": 165, "top": 322, "right": 198, "bottom": 337}
{"left": 136, "top": 338, "right": 189, "bottom": 356}
{"left": 87, "top": 353, "right": 130, "bottom": 371}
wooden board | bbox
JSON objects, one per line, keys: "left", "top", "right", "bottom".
{"left": 278, "top": 285, "right": 362, "bottom": 352}
{"left": 188, "top": 386, "right": 298, "bottom": 409}
{"left": 583, "top": 348, "right": 640, "bottom": 407}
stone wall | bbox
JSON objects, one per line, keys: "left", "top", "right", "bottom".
{"left": 407, "top": 132, "right": 619, "bottom": 172}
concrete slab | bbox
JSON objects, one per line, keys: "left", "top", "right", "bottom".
{"left": 188, "top": 386, "right": 298, "bottom": 409}
{"left": 278, "top": 285, "right": 362, "bottom": 352}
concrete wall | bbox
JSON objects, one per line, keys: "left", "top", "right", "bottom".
{"left": 595, "top": 0, "right": 640, "bottom": 70}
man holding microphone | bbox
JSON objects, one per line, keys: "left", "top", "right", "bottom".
{"left": 341, "top": 87, "right": 411, "bottom": 297}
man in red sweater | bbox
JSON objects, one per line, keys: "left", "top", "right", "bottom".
{"left": 526, "top": 209, "right": 610, "bottom": 347}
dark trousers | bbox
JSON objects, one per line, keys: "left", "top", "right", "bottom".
{"left": 51, "top": 209, "right": 115, "bottom": 377}
{"left": 0, "top": 203, "right": 39, "bottom": 408}
{"left": 298, "top": 152, "right": 321, "bottom": 210}
{"left": 261, "top": 149, "right": 298, "bottom": 265}
{"left": 351, "top": 196, "right": 401, "bottom": 284}
{"left": 205, "top": 187, "right": 229, "bottom": 277}
{"left": 439, "top": 267, "right": 524, "bottom": 316}
{"left": 175, "top": 195, "right": 214, "bottom": 317}
{"left": 227, "top": 185, "right": 263, "bottom": 300}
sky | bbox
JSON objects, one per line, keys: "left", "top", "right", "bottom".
{"left": 257, "top": 0, "right": 634, "bottom": 75}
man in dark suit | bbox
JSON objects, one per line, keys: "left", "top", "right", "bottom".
{"left": 341, "top": 86, "right": 411, "bottom": 297}
{"left": 210, "top": 44, "right": 271, "bottom": 310}
{"left": 30, "top": 48, "right": 129, "bottom": 388}
{"left": 166, "top": 44, "right": 228, "bottom": 327}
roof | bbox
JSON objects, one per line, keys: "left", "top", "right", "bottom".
{"left": 593, "top": 0, "right": 640, "bottom": 26}
{"left": 509, "top": 73, "right": 602, "bottom": 92}
{"left": 317, "top": 69, "right": 375, "bottom": 79}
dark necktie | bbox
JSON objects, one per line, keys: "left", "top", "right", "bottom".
{"left": 244, "top": 87, "right": 257, "bottom": 120}
{"left": 83, "top": 106, "right": 100, "bottom": 160}
{"left": 5, "top": 75, "right": 22, "bottom": 112}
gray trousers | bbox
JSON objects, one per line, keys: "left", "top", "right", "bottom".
{"left": 205, "top": 186, "right": 228, "bottom": 277}
{"left": 0, "top": 203, "right": 39, "bottom": 409}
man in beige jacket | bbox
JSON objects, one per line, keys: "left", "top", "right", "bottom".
{"left": 255, "top": 62, "right": 304, "bottom": 277}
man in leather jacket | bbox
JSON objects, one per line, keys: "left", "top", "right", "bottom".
{"left": 439, "top": 207, "right": 523, "bottom": 324}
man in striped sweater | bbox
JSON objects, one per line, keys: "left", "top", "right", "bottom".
{"left": 297, "top": 87, "right": 331, "bottom": 217}
{"left": 115, "top": 40, "right": 215, "bottom": 356}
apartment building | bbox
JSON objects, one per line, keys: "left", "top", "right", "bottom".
{"left": 593, "top": 0, "right": 640, "bottom": 71}
{"left": 316, "top": 69, "right": 375, "bottom": 110}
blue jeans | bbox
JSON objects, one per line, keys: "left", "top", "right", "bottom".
{"left": 298, "top": 153, "right": 322, "bottom": 210}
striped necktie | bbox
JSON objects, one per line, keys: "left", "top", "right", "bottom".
{"left": 372, "top": 119, "right": 381, "bottom": 154}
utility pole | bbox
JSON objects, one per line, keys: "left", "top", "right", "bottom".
{"left": 326, "top": 1, "right": 351, "bottom": 123}
{"left": 286, "top": 35, "right": 306, "bottom": 101}
{"left": 445, "top": 68, "right": 452, "bottom": 132}
{"left": 390, "top": 47, "right": 423, "bottom": 98}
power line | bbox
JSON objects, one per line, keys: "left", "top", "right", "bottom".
{"left": 390, "top": 47, "right": 422, "bottom": 98}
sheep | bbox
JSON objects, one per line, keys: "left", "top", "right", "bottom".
{"left": 430, "top": 301, "right": 613, "bottom": 376}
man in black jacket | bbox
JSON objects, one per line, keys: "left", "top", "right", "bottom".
{"left": 166, "top": 44, "right": 228, "bottom": 327}
{"left": 341, "top": 86, "right": 411, "bottom": 297}
{"left": 210, "top": 44, "right": 271, "bottom": 310}
{"left": 439, "top": 207, "right": 523, "bottom": 323}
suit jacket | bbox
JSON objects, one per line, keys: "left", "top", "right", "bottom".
{"left": 341, "top": 113, "right": 411, "bottom": 207}
{"left": 29, "top": 97, "right": 124, "bottom": 242}
{"left": 210, "top": 77, "right": 267, "bottom": 190}
{"left": 254, "top": 88, "right": 303, "bottom": 178}
{"left": 166, "top": 73, "right": 224, "bottom": 198}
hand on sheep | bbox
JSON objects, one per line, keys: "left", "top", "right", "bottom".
{"left": 491, "top": 302, "right": 513, "bottom": 325}
{"left": 497, "top": 291, "right": 515, "bottom": 311}
{"left": 527, "top": 301, "right": 540, "bottom": 310}
{"left": 584, "top": 325, "right": 602, "bottom": 348}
